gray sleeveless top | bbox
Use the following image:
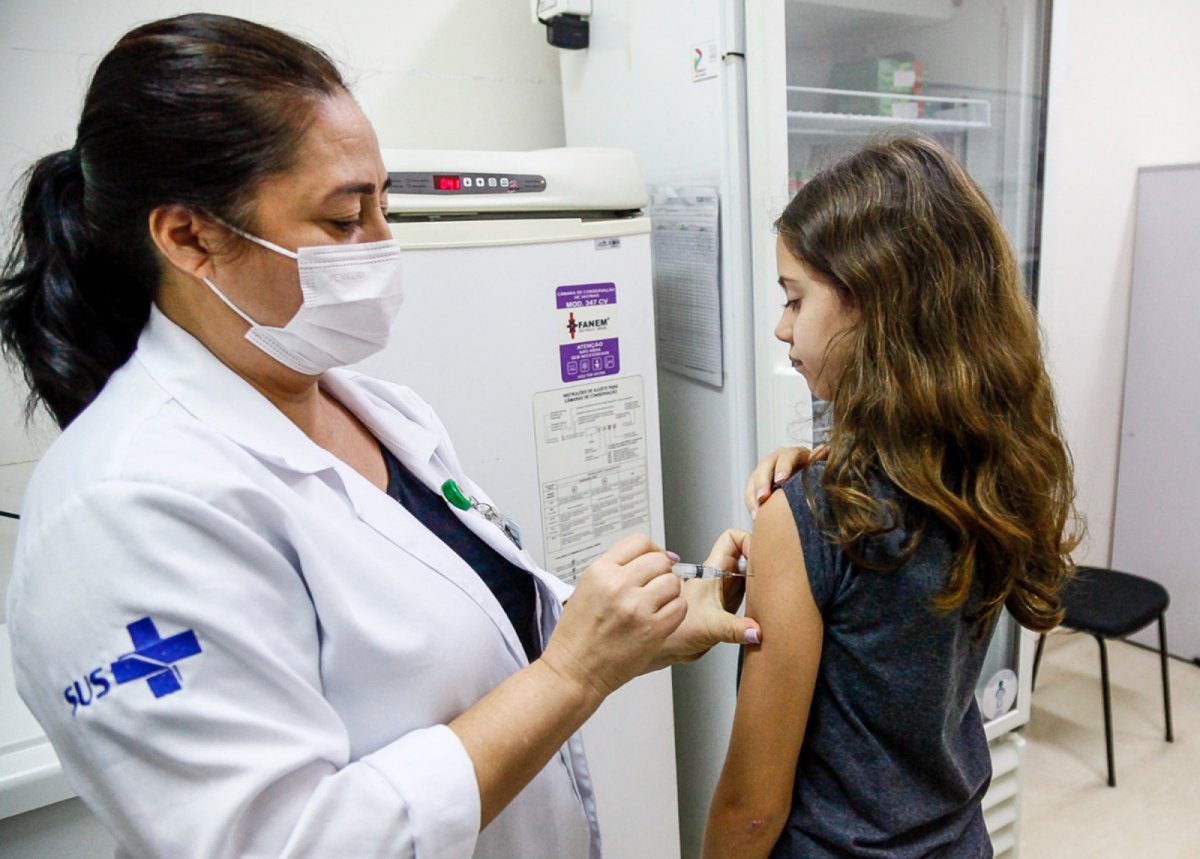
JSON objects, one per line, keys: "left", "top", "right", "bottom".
{"left": 771, "top": 462, "right": 994, "bottom": 858}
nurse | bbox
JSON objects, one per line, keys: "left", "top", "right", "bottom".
{"left": 0, "top": 14, "right": 758, "bottom": 858}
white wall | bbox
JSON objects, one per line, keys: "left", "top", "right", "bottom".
{"left": 0, "top": 0, "right": 564, "bottom": 610}
{"left": 1039, "top": 0, "right": 1200, "bottom": 565}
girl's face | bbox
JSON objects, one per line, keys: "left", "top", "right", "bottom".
{"left": 774, "top": 237, "right": 858, "bottom": 401}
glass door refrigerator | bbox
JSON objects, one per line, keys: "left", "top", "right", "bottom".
{"left": 561, "top": 1, "right": 1052, "bottom": 855}
{"left": 747, "top": 4, "right": 1051, "bottom": 854}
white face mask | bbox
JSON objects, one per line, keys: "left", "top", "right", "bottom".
{"left": 202, "top": 223, "right": 404, "bottom": 376}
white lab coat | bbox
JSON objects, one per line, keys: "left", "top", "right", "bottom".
{"left": 7, "top": 308, "right": 600, "bottom": 859}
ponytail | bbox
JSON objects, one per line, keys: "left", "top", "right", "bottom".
{"left": 0, "top": 14, "right": 347, "bottom": 428}
{"left": 1, "top": 149, "right": 154, "bottom": 428}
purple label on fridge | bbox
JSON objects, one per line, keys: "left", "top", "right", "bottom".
{"left": 560, "top": 338, "right": 620, "bottom": 382}
{"left": 556, "top": 282, "right": 616, "bottom": 309}
{"left": 557, "top": 281, "right": 620, "bottom": 382}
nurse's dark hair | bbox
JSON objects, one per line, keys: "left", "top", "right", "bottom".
{"left": 776, "top": 135, "right": 1081, "bottom": 637}
{"left": 0, "top": 13, "right": 346, "bottom": 428}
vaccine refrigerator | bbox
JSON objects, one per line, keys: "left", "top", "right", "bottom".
{"left": 361, "top": 147, "right": 681, "bottom": 859}
{"left": 558, "top": 1, "right": 1052, "bottom": 855}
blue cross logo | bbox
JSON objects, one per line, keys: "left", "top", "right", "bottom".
{"left": 111, "top": 618, "right": 202, "bottom": 698}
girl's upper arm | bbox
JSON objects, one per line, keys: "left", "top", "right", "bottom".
{"left": 703, "top": 487, "right": 824, "bottom": 857}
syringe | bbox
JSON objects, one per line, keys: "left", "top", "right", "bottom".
{"left": 671, "top": 558, "right": 750, "bottom": 580}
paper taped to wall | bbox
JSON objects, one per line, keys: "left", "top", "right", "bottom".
{"left": 646, "top": 186, "right": 723, "bottom": 387}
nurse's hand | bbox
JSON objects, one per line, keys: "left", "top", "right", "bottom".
{"left": 744, "top": 445, "right": 828, "bottom": 517}
{"left": 542, "top": 534, "right": 686, "bottom": 697}
{"left": 645, "top": 528, "right": 762, "bottom": 671}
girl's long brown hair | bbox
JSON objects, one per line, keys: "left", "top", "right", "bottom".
{"left": 777, "top": 135, "right": 1081, "bottom": 634}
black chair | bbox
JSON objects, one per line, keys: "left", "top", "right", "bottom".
{"left": 1031, "top": 565, "right": 1174, "bottom": 787}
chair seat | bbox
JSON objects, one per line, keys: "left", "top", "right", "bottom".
{"left": 1033, "top": 564, "right": 1174, "bottom": 787}
{"left": 1061, "top": 566, "right": 1170, "bottom": 638}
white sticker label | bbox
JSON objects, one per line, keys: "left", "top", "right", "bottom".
{"left": 533, "top": 377, "right": 651, "bottom": 584}
{"left": 692, "top": 40, "right": 719, "bottom": 82}
{"left": 981, "top": 668, "right": 1018, "bottom": 720}
{"left": 892, "top": 68, "right": 917, "bottom": 89}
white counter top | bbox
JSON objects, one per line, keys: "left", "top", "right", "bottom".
{"left": 0, "top": 622, "right": 74, "bottom": 819}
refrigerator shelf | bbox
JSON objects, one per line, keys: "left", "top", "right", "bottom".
{"left": 786, "top": 85, "right": 992, "bottom": 133}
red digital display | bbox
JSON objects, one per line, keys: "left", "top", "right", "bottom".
{"left": 434, "top": 174, "right": 462, "bottom": 191}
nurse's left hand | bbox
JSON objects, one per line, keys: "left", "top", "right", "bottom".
{"left": 645, "top": 529, "right": 762, "bottom": 671}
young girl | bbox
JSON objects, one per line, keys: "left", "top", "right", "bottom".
{"left": 703, "top": 136, "right": 1080, "bottom": 858}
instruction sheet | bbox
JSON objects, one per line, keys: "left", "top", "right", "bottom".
{"left": 533, "top": 377, "right": 651, "bottom": 584}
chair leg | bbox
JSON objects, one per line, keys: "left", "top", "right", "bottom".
{"left": 1032, "top": 633, "right": 1046, "bottom": 692}
{"left": 1159, "top": 614, "right": 1174, "bottom": 743}
{"left": 1096, "top": 635, "right": 1116, "bottom": 787}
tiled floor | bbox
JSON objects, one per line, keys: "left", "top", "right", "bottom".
{"left": 1019, "top": 631, "right": 1200, "bottom": 857}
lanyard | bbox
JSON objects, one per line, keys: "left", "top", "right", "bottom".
{"left": 440, "top": 479, "right": 523, "bottom": 550}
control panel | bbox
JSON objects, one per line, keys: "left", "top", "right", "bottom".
{"left": 388, "top": 171, "right": 547, "bottom": 195}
